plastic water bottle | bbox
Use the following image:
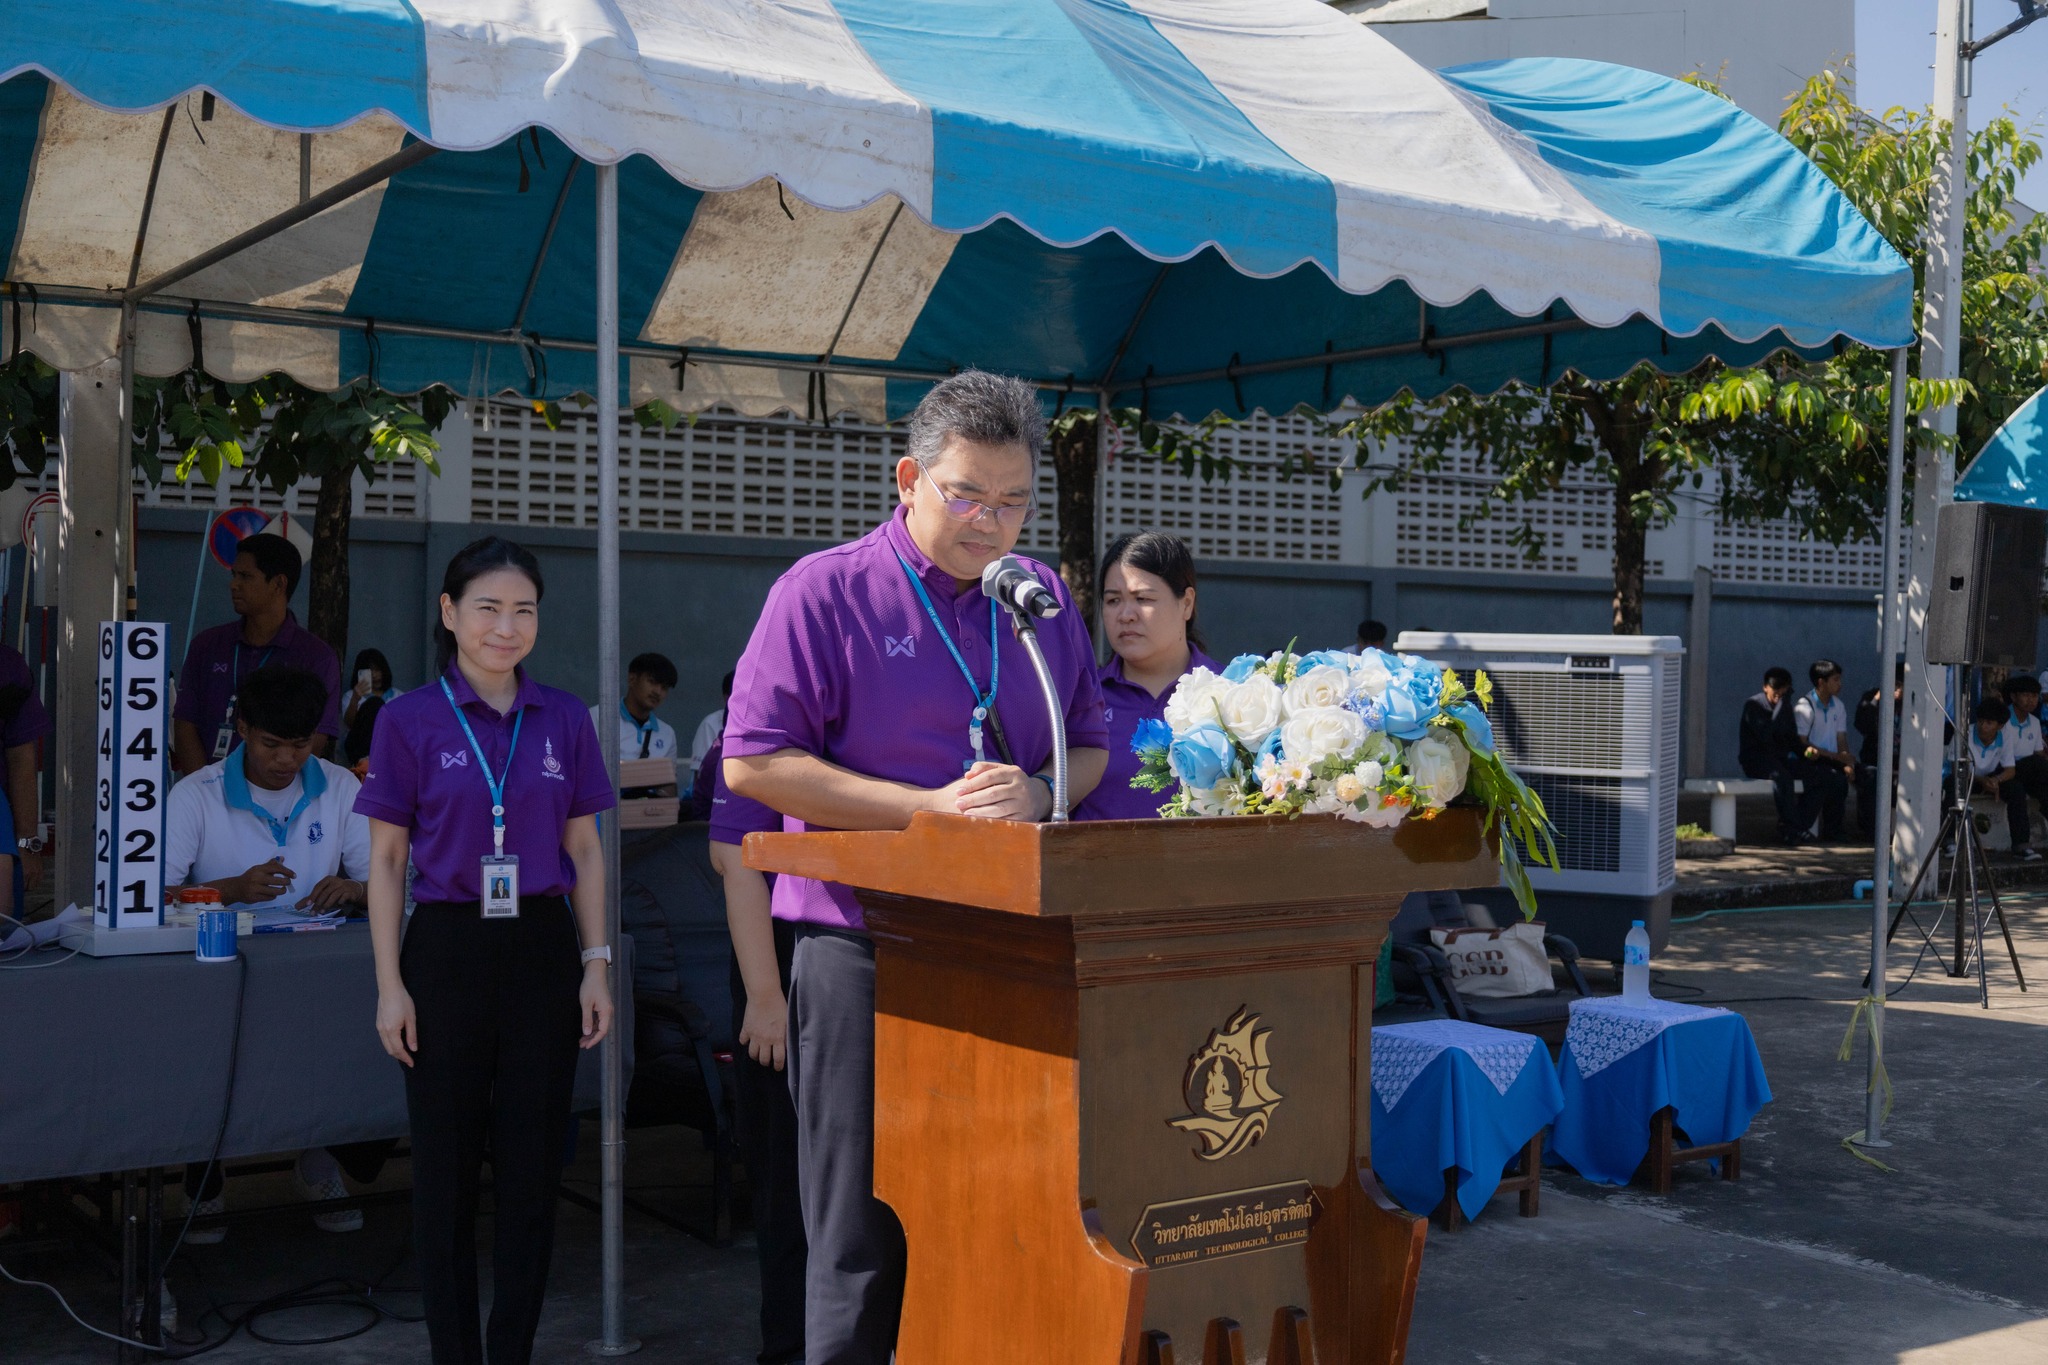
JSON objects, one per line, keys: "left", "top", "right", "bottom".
{"left": 1622, "top": 919, "right": 1652, "bottom": 1004}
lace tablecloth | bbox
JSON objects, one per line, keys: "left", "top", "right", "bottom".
{"left": 1369, "top": 1019, "right": 1561, "bottom": 1220}
{"left": 1563, "top": 996, "right": 1729, "bottom": 1079}
{"left": 1373, "top": 1018, "right": 1543, "bottom": 1110}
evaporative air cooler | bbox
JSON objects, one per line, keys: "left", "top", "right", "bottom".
{"left": 1394, "top": 632, "right": 1684, "bottom": 960}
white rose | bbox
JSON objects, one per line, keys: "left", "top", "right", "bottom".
{"left": 1280, "top": 705, "right": 1368, "bottom": 766}
{"left": 1216, "top": 676, "right": 1285, "bottom": 751}
{"left": 1164, "top": 668, "right": 1230, "bottom": 732}
{"left": 1351, "top": 799, "right": 1407, "bottom": 829}
{"left": 1407, "top": 734, "right": 1470, "bottom": 809}
{"left": 1352, "top": 650, "right": 1395, "bottom": 701}
{"left": 1282, "top": 664, "right": 1352, "bottom": 715}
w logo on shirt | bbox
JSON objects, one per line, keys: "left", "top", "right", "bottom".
{"left": 440, "top": 751, "right": 469, "bottom": 769}
{"left": 884, "top": 634, "right": 917, "bottom": 659}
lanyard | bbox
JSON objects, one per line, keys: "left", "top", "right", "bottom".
{"left": 232, "top": 640, "right": 278, "bottom": 687}
{"left": 222, "top": 746, "right": 324, "bottom": 848}
{"left": 441, "top": 679, "right": 525, "bottom": 856}
{"left": 894, "top": 549, "right": 999, "bottom": 764}
{"left": 620, "top": 700, "right": 658, "bottom": 758}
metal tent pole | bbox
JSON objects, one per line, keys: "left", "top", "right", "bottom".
{"left": 1858, "top": 346, "right": 1910, "bottom": 1149}
{"left": 587, "top": 160, "right": 639, "bottom": 1358}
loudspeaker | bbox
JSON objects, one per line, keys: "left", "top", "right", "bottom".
{"left": 1926, "top": 501, "right": 2048, "bottom": 666}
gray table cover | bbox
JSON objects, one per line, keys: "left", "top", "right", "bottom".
{"left": 0, "top": 925, "right": 634, "bottom": 1185}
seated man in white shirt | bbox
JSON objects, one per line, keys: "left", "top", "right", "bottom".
{"left": 591, "top": 652, "right": 680, "bottom": 763}
{"left": 1969, "top": 696, "right": 2034, "bottom": 858}
{"left": 686, "top": 668, "right": 734, "bottom": 787}
{"left": 2001, "top": 675, "right": 2048, "bottom": 859}
{"left": 163, "top": 666, "right": 378, "bottom": 1239}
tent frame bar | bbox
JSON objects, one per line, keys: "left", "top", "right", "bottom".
{"left": 27, "top": 282, "right": 1622, "bottom": 410}
{"left": 122, "top": 141, "right": 440, "bottom": 304}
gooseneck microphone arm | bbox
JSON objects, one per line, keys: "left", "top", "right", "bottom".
{"left": 982, "top": 555, "right": 1070, "bottom": 822}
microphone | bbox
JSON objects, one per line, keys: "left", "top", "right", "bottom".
{"left": 981, "top": 555, "right": 1061, "bottom": 620}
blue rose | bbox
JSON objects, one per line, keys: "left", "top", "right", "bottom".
{"left": 1396, "top": 662, "right": 1444, "bottom": 711}
{"left": 1380, "top": 685, "right": 1433, "bottom": 740}
{"left": 1168, "top": 723, "right": 1240, "bottom": 790}
{"left": 1295, "top": 649, "right": 1355, "bottom": 675}
{"left": 1448, "top": 701, "right": 1495, "bottom": 752}
{"left": 1131, "top": 717, "right": 1174, "bottom": 762}
{"left": 1221, "top": 653, "right": 1263, "bottom": 682}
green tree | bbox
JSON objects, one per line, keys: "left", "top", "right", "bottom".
{"left": 137, "top": 372, "right": 454, "bottom": 658}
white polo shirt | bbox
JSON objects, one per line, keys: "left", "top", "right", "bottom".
{"left": 1796, "top": 690, "right": 1849, "bottom": 754}
{"left": 2004, "top": 711, "right": 2044, "bottom": 762}
{"left": 165, "top": 753, "right": 371, "bottom": 906}
{"left": 589, "top": 702, "right": 679, "bottom": 762}
{"left": 688, "top": 707, "right": 725, "bottom": 771}
{"left": 1969, "top": 728, "right": 2017, "bottom": 779}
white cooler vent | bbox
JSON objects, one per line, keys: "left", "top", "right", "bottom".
{"left": 1395, "top": 633, "right": 1683, "bottom": 900}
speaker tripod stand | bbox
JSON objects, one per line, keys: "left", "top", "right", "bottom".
{"left": 1881, "top": 703, "right": 2028, "bottom": 1010}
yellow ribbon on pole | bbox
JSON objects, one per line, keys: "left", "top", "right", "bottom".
{"left": 1836, "top": 994, "right": 1896, "bottom": 1172}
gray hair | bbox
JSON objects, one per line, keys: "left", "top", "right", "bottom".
{"left": 904, "top": 369, "right": 1046, "bottom": 471}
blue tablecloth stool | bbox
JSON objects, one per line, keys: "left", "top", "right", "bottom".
{"left": 1370, "top": 1019, "right": 1564, "bottom": 1224}
{"left": 1549, "top": 996, "right": 1772, "bottom": 1188}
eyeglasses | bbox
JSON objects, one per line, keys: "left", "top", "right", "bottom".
{"left": 922, "top": 466, "right": 1036, "bottom": 529}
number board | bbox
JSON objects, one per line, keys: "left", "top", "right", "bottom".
{"left": 94, "top": 622, "right": 169, "bottom": 929}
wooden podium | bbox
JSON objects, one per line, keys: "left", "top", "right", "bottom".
{"left": 746, "top": 808, "right": 1494, "bottom": 1365}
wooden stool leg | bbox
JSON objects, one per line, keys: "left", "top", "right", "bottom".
{"left": 1722, "top": 1139, "right": 1742, "bottom": 1182}
{"left": 1518, "top": 1132, "right": 1543, "bottom": 1218}
{"left": 1203, "top": 1316, "right": 1247, "bottom": 1365}
{"left": 1433, "top": 1167, "right": 1465, "bottom": 1232}
{"left": 1647, "top": 1107, "right": 1676, "bottom": 1195}
{"left": 1268, "top": 1307, "right": 1314, "bottom": 1365}
{"left": 1140, "top": 1329, "right": 1176, "bottom": 1365}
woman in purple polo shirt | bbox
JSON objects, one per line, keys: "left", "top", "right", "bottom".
{"left": 355, "top": 536, "right": 615, "bottom": 1365}
{"left": 1074, "top": 531, "right": 1217, "bottom": 821}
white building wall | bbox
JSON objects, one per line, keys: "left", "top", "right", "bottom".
{"left": 1339, "top": 0, "right": 1854, "bottom": 126}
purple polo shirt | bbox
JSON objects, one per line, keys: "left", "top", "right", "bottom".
{"left": 353, "top": 665, "right": 614, "bottom": 903}
{"left": 708, "top": 738, "right": 780, "bottom": 848}
{"left": 1073, "top": 647, "right": 1219, "bottom": 822}
{"left": 0, "top": 645, "right": 51, "bottom": 750}
{"left": 725, "top": 504, "right": 1107, "bottom": 930}
{"left": 175, "top": 612, "right": 343, "bottom": 744}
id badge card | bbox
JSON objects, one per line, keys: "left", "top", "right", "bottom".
{"left": 481, "top": 855, "right": 521, "bottom": 918}
{"left": 213, "top": 698, "right": 239, "bottom": 760}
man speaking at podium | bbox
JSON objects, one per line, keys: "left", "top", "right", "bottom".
{"left": 725, "top": 370, "right": 1108, "bottom": 1365}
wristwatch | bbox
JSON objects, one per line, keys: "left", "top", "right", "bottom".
{"left": 580, "top": 945, "right": 613, "bottom": 965}
{"left": 17, "top": 834, "right": 44, "bottom": 853}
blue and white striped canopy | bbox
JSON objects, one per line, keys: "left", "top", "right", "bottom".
{"left": 0, "top": 0, "right": 1914, "bottom": 420}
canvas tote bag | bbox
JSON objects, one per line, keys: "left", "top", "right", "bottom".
{"left": 1427, "top": 922, "right": 1553, "bottom": 998}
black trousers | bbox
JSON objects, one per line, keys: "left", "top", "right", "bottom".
{"left": 1792, "top": 758, "right": 1850, "bottom": 839}
{"left": 788, "top": 926, "right": 905, "bottom": 1365}
{"left": 730, "top": 920, "right": 808, "bottom": 1365}
{"left": 1741, "top": 755, "right": 1810, "bottom": 840}
{"left": 402, "top": 898, "right": 583, "bottom": 1365}
{"left": 2011, "top": 755, "right": 2048, "bottom": 844}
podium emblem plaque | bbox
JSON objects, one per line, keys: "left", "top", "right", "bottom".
{"left": 1168, "top": 1006, "right": 1283, "bottom": 1160}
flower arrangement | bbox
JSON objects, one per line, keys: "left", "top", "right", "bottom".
{"left": 1131, "top": 646, "right": 1558, "bottom": 917}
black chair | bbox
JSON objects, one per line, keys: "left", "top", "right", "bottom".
{"left": 618, "top": 821, "right": 742, "bottom": 1243}
{"left": 1385, "top": 891, "right": 1594, "bottom": 1047}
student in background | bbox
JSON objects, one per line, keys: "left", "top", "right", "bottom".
{"left": 2000, "top": 675, "right": 2048, "bottom": 859}
{"left": 1740, "top": 666, "right": 1810, "bottom": 844}
{"left": 592, "top": 652, "right": 680, "bottom": 762}
{"left": 1968, "top": 696, "right": 2033, "bottom": 858}
{"left": 1794, "top": 659, "right": 1855, "bottom": 842}
{"left": 1355, "top": 619, "right": 1388, "bottom": 651}
{"left": 344, "top": 648, "right": 400, "bottom": 767}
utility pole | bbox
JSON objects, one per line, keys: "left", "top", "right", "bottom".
{"left": 1895, "top": 0, "right": 2044, "bottom": 893}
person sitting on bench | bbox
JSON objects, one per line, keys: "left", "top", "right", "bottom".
{"left": 1968, "top": 696, "right": 2034, "bottom": 860}
{"left": 2000, "top": 675, "right": 2048, "bottom": 859}
{"left": 1740, "top": 666, "right": 1811, "bottom": 844}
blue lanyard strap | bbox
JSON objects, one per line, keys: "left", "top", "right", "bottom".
{"left": 893, "top": 549, "right": 998, "bottom": 713}
{"left": 619, "top": 699, "right": 658, "bottom": 745}
{"left": 440, "top": 678, "right": 525, "bottom": 854}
